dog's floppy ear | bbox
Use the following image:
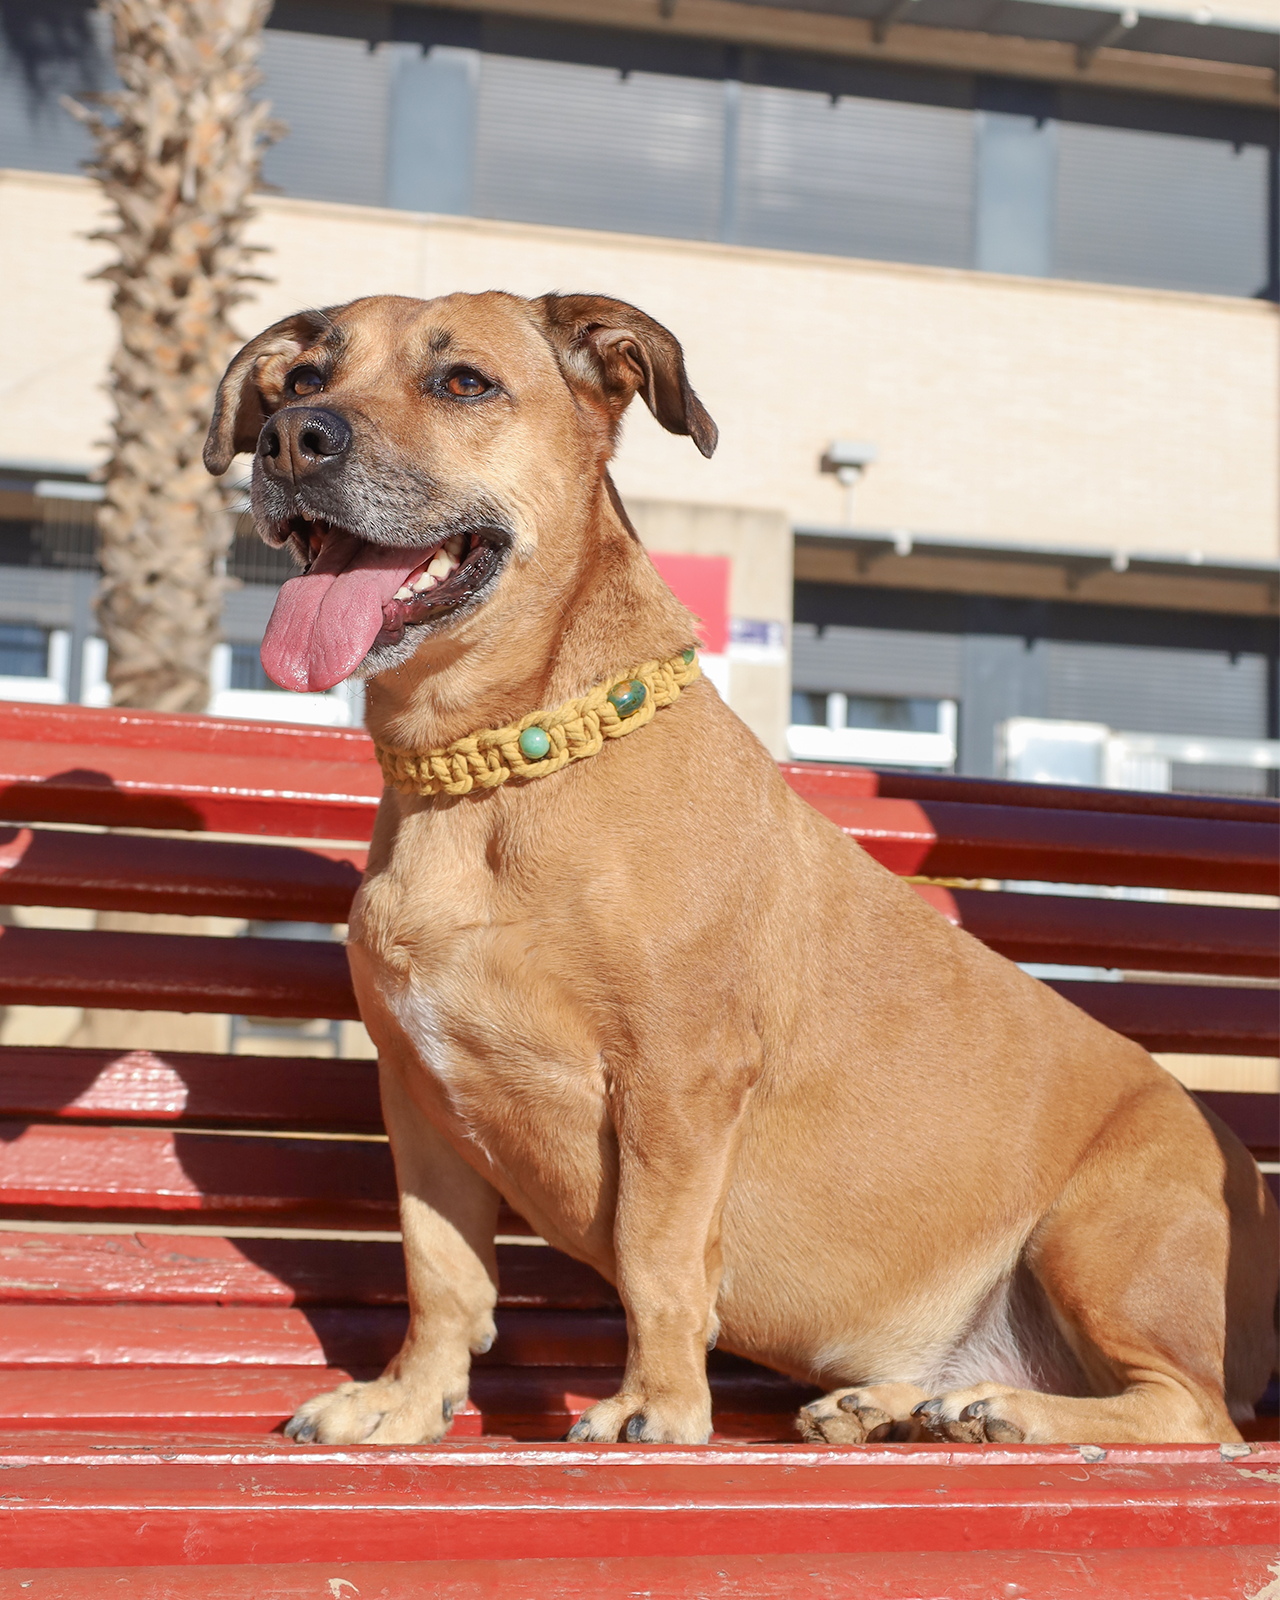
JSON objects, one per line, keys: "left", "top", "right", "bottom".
{"left": 203, "top": 310, "right": 335, "bottom": 475}
{"left": 535, "top": 293, "right": 717, "bottom": 459}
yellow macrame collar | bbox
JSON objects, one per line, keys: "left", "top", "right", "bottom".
{"left": 374, "top": 648, "right": 701, "bottom": 797}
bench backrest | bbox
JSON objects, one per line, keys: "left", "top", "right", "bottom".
{"left": 0, "top": 698, "right": 1274, "bottom": 1447}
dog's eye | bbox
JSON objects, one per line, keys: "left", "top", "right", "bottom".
{"left": 286, "top": 366, "right": 325, "bottom": 397}
{"left": 445, "top": 369, "right": 491, "bottom": 398}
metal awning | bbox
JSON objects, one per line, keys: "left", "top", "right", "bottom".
{"left": 794, "top": 525, "right": 1280, "bottom": 588}
{"left": 737, "top": 0, "right": 1280, "bottom": 70}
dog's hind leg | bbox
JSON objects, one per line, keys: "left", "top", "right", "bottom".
{"left": 913, "top": 1083, "right": 1278, "bottom": 1446}
{"left": 284, "top": 1057, "right": 500, "bottom": 1446}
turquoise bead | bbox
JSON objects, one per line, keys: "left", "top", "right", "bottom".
{"left": 518, "top": 726, "right": 550, "bottom": 760}
{"left": 682, "top": 647, "right": 695, "bottom": 665}
{"left": 608, "top": 680, "right": 647, "bottom": 718}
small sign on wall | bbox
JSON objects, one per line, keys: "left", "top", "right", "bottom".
{"left": 650, "top": 553, "right": 729, "bottom": 655}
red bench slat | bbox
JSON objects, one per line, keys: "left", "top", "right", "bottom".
{"left": 0, "top": 702, "right": 377, "bottom": 763}
{"left": 0, "top": 926, "right": 360, "bottom": 1019}
{"left": 783, "top": 761, "right": 1280, "bottom": 824}
{"left": 0, "top": 1124, "right": 535, "bottom": 1234}
{"left": 4, "top": 714, "right": 1275, "bottom": 893}
{"left": 806, "top": 796, "right": 1278, "bottom": 893}
{"left": 1194, "top": 1092, "right": 1279, "bottom": 1162}
{"left": 0, "top": 827, "right": 363, "bottom": 923}
{"left": 0, "top": 1363, "right": 816, "bottom": 1440}
{"left": 0, "top": 738, "right": 380, "bottom": 840}
{"left": 5, "top": 1547, "right": 1276, "bottom": 1600}
{"left": 0, "top": 1442, "right": 1272, "bottom": 1567}
{"left": 6, "top": 826, "right": 1275, "bottom": 974}
{"left": 0, "top": 704, "right": 380, "bottom": 838}
{"left": 0, "top": 1304, "right": 630, "bottom": 1370}
{"left": 0, "top": 1233, "right": 615, "bottom": 1309}
{"left": 0, "top": 1122, "right": 397, "bottom": 1228}
{"left": 0, "top": 1051, "right": 1274, "bottom": 1167}
{"left": 2, "top": 927, "right": 1271, "bottom": 1052}
{"left": 917, "top": 886, "right": 1277, "bottom": 977}
{"left": 1046, "top": 980, "right": 1279, "bottom": 1056}
{"left": 0, "top": 1047, "right": 382, "bottom": 1132}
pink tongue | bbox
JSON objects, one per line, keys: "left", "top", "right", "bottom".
{"left": 260, "top": 534, "right": 431, "bottom": 693}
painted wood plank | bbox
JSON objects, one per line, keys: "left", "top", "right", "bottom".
{"left": 6, "top": 706, "right": 1275, "bottom": 891}
{"left": 805, "top": 795, "right": 1279, "bottom": 894}
{"left": 1046, "top": 979, "right": 1279, "bottom": 1056}
{"left": 4, "top": 925, "right": 1273, "bottom": 1051}
{"left": 1195, "top": 1092, "right": 1279, "bottom": 1162}
{"left": 0, "top": 736, "right": 380, "bottom": 840}
{"left": 0, "top": 1052, "right": 1273, "bottom": 1165}
{"left": 4, "top": 1547, "right": 1277, "bottom": 1599}
{"left": 784, "top": 762, "right": 1280, "bottom": 825}
{"left": 0, "top": 926, "right": 360, "bottom": 1018}
{"left": 0, "top": 1233, "right": 612, "bottom": 1309}
{"left": 7, "top": 818, "right": 1275, "bottom": 973}
{"left": 0, "top": 1441, "right": 1273, "bottom": 1566}
{"left": 0, "top": 1304, "right": 629, "bottom": 1369}
{"left": 0, "top": 1122, "right": 396, "bottom": 1226}
{"left": 0, "top": 1047, "right": 383, "bottom": 1132}
{"left": 0, "top": 703, "right": 377, "bottom": 766}
{"left": 0, "top": 1364, "right": 816, "bottom": 1439}
{"left": 919, "top": 885, "right": 1279, "bottom": 978}
{"left": 0, "top": 826, "right": 364, "bottom": 923}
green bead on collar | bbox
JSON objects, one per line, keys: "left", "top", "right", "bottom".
{"left": 518, "top": 726, "right": 551, "bottom": 760}
{"left": 607, "top": 680, "right": 647, "bottom": 718}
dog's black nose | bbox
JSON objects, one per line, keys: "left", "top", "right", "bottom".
{"left": 258, "top": 407, "right": 352, "bottom": 483}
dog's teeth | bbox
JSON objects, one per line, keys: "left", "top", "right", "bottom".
{"left": 409, "top": 571, "right": 437, "bottom": 593}
{"left": 444, "top": 535, "right": 464, "bottom": 558}
{"left": 300, "top": 509, "right": 316, "bottom": 522}
{"left": 426, "top": 550, "right": 457, "bottom": 580}
{"left": 394, "top": 585, "right": 413, "bottom": 600}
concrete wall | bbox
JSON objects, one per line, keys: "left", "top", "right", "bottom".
{"left": 3, "top": 168, "right": 1276, "bottom": 564}
{"left": 629, "top": 499, "right": 793, "bottom": 759}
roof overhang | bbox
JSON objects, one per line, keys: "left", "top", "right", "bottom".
{"left": 741, "top": 0, "right": 1280, "bottom": 71}
{"left": 793, "top": 525, "right": 1280, "bottom": 614}
{"left": 400, "top": 0, "right": 1279, "bottom": 106}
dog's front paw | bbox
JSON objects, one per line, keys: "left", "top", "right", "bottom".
{"left": 566, "top": 1389, "right": 712, "bottom": 1444}
{"left": 284, "top": 1375, "right": 463, "bottom": 1446}
{"left": 797, "top": 1383, "right": 929, "bottom": 1444}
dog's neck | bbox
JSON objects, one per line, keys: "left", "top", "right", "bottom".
{"left": 361, "top": 477, "right": 695, "bottom": 756}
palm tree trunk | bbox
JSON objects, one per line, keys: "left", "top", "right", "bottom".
{"left": 73, "top": 0, "right": 277, "bottom": 711}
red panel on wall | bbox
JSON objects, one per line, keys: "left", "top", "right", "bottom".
{"left": 650, "top": 554, "right": 730, "bottom": 654}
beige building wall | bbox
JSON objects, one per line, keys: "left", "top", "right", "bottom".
{"left": 3, "top": 168, "right": 1276, "bottom": 566}
{"left": 629, "top": 499, "right": 793, "bottom": 758}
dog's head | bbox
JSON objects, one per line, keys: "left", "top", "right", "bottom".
{"left": 204, "top": 292, "right": 716, "bottom": 694}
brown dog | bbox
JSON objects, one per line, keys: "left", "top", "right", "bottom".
{"left": 204, "top": 291, "right": 1277, "bottom": 1447}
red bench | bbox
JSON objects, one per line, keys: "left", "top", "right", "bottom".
{"left": 0, "top": 698, "right": 1275, "bottom": 1593}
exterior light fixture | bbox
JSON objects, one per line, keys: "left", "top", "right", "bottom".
{"left": 820, "top": 440, "right": 878, "bottom": 526}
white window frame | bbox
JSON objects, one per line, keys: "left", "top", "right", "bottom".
{"left": 787, "top": 694, "right": 957, "bottom": 769}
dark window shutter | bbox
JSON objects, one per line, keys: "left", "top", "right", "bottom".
{"left": 735, "top": 87, "right": 975, "bottom": 268}
{"left": 1053, "top": 122, "right": 1270, "bottom": 297}
{"left": 791, "top": 622, "right": 964, "bottom": 699}
{"left": 0, "top": 7, "right": 110, "bottom": 176}
{"left": 259, "top": 30, "right": 390, "bottom": 206}
{"left": 1045, "top": 640, "right": 1268, "bottom": 738}
{"left": 473, "top": 55, "right": 724, "bottom": 241}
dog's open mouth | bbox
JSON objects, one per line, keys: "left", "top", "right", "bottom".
{"left": 260, "top": 518, "right": 508, "bottom": 693}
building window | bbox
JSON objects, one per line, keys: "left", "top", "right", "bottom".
{"left": 788, "top": 691, "right": 958, "bottom": 769}
{"left": 2, "top": 12, "right": 1275, "bottom": 298}
{"left": 228, "top": 641, "right": 274, "bottom": 692}
{"left": 227, "top": 518, "right": 297, "bottom": 587}
{"left": 0, "top": 623, "right": 48, "bottom": 678}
